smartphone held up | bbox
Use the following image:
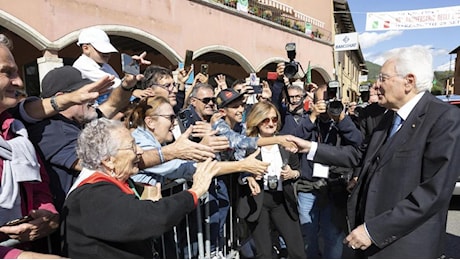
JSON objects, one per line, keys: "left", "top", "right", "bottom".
{"left": 200, "top": 64, "right": 209, "bottom": 76}
{"left": 121, "top": 53, "right": 140, "bottom": 75}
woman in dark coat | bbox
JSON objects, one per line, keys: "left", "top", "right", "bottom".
{"left": 237, "top": 101, "right": 305, "bottom": 258}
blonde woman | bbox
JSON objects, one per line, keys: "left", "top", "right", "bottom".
{"left": 237, "top": 101, "right": 305, "bottom": 258}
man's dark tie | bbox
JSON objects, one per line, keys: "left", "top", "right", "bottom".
{"left": 389, "top": 113, "right": 403, "bottom": 138}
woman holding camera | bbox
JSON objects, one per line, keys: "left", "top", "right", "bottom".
{"left": 237, "top": 101, "right": 305, "bottom": 258}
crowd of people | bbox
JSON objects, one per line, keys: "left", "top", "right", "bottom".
{"left": 1, "top": 26, "right": 460, "bottom": 259}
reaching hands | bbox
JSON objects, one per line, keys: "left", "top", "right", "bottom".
{"left": 191, "top": 121, "right": 214, "bottom": 138}
{"left": 280, "top": 164, "right": 300, "bottom": 180}
{"left": 210, "top": 112, "right": 224, "bottom": 126}
{"left": 214, "top": 74, "right": 227, "bottom": 94}
{"left": 140, "top": 183, "right": 162, "bottom": 202}
{"left": 258, "top": 80, "right": 272, "bottom": 101}
{"left": 68, "top": 75, "right": 115, "bottom": 105}
{"left": 276, "top": 135, "right": 298, "bottom": 153}
{"left": 310, "top": 100, "right": 327, "bottom": 123}
{"left": 193, "top": 72, "right": 209, "bottom": 86}
{"left": 177, "top": 67, "right": 193, "bottom": 85}
{"left": 132, "top": 87, "right": 156, "bottom": 99}
{"left": 165, "top": 126, "right": 215, "bottom": 162}
{"left": 240, "top": 149, "right": 269, "bottom": 177}
{"left": 189, "top": 158, "right": 220, "bottom": 198}
{"left": 200, "top": 134, "right": 230, "bottom": 153}
{"left": 247, "top": 176, "right": 261, "bottom": 196}
{"left": 285, "top": 135, "right": 312, "bottom": 153}
{"left": 0, "top": 210, "right": 59, "bottom": 242}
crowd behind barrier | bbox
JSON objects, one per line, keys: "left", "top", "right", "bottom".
{"left": 0, "top": 28, "right": 458, "bottom": 259}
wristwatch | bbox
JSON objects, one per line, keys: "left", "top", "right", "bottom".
{"left": 50, "top": 95, "right": 63, "bottom": 112}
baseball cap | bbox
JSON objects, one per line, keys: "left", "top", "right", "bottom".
{"left": 40, "top": 66, "right": 93, "bottom": 98}
{"left": 216, "top": 89, "right": 244, "bottom": 109}
{"left": 77, "top": 27, "right": 118, "bottom": 53}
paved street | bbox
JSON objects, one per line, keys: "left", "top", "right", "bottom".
{"left": 445, "top": 196, "right": 460, "bottom": 258}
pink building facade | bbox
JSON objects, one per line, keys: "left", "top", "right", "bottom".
{"left": 0, "top": 0, "right": 357, "bottom": 98}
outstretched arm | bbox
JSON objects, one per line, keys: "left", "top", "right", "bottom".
{"left": 22, "top": 75, "right": 114, "bottom": 120}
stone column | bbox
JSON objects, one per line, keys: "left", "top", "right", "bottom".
{"left": 37, "top": 49, "right": 63, "bottom": 92}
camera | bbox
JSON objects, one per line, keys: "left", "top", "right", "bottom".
{"left": 200, "top": 64, "right": 208, "bottom": 75}
{"left": 326, "top": 100, "right": 344, "bottom": 117}
{"left": 284, "top": 43, "right": 299, "bottom": 79}
{"left": 267, "top": 175, "right": 278, "bottom": 190}
{"left": 325, "top": 80, "right": 343, "bottom": 117}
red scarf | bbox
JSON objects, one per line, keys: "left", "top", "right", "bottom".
{"left": 78, "top": 172, "right": 134, "bottom": 195}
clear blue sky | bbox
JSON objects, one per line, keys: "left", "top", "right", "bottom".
{"left": 347, "top": 0, "right": 460, "bottom": 71}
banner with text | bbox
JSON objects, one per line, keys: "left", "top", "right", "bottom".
{"left": 334, "top": 32, "right": 359, "bottom": 51}
{"left": 366, "top": 6, "right": 460, "bottom": 31}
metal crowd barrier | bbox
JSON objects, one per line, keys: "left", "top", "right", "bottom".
{"left": 156, "top": 174, "right": 244, "bottom": 259}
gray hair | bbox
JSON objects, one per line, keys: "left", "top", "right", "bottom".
{"left": 287, "top": 83, "right": 305, "bottom": 94}
{"left": 77, "top": 118, "right": 123, "bottom": 170}
{"left": 0, "top": 34, "right": 13, "bottom": 50}
{"left": 190, "top": 83, "right": 214, "bottom": 98}
{"left": 385, "top": 46, "right": 433, "bottom": 93}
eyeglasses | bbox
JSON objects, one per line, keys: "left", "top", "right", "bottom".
{"left": 151, "top": 114, "right": 177, "bottom": 125}
{"left": 377, "top": 73, "right": 403, "bottom": 82}
{"left": 152, "top": 82, "right": 177, "bottom": 91}
{"left": 194, "top": 97, "right": 217, "bottom": 104}
{"left": 118, "top": 141, "right": 137, "bottom": 153}
{"left": 261, "top": 116, "right": 279, "bottom": 125}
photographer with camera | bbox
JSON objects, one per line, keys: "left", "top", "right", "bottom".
{"left": 294, "top": 84, "right": 363, "bottom": 258}
{"left": 277, "top": 81, "right": 311, "bottom": 135}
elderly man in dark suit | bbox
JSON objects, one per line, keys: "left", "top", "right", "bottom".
{"left": 286, "top": 46, "right": 460, "bottom": 258}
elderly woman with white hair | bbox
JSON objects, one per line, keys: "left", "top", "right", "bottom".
{"left": 62, "top": 118, "right": 219, "bottom": 258}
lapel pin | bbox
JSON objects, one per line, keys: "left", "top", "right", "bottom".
{"left": 412, "top": 124, "right": 415, "bottom": 128}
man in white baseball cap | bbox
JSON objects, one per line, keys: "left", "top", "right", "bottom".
{"left": 73, "top": 27, "right": 120, "bottom": 104}
{"left": 77, "top": 27, "right": 118, "bottom": 53}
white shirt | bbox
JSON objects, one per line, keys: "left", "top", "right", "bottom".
{"left": 73, "top": 54, "right": 121, "bottom": 89}
{"left": 73, "top": 54, "right": 122, "bottom": 104}
{"left": 261, "top": 144, "right": 283, "bottom": 191}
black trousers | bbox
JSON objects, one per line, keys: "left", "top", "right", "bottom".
{"left": 247, "top": 191, "right": 306, "bottom": 258}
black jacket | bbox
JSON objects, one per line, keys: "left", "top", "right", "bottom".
{"left": 62, "top": 181, "right": 196, "bottom": 258}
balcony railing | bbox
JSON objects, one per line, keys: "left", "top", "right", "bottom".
{"left": 203, "top": 0, "right": 331, "bottom": 41}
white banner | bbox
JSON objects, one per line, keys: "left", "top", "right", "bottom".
{"left": 334, "top": 32, "right": 359, "bottom": 51}
{"left": 366, "top": 6, "right": 460, "bottom": 31}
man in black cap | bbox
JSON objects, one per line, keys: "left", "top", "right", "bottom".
{"left": 28, "top": 65, "right": 137, "bottom": 213}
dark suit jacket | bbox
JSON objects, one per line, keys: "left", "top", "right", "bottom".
{"left": 237, "top": 145, "right": 299, "bottom": 223}
{"left": 313, "top": 92, "right": 460, "bottom": 258}
{"left": 359, "top": 102, "right": 387, "bottom": 142}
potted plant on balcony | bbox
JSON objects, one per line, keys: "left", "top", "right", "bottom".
{"left": 313, "top": 29, "right": 323, "bottom": 39}
{"left": 225, "top": 0, "right": 237, "bottom": 8}
{"left": 249, "top": 5, "right": 258, "bottom": 15}
{"left": 262, "top": 9, "right": 272, "bottom": 20}
{"left": 293, "top": 21, "right": 305, "bottom": 32}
